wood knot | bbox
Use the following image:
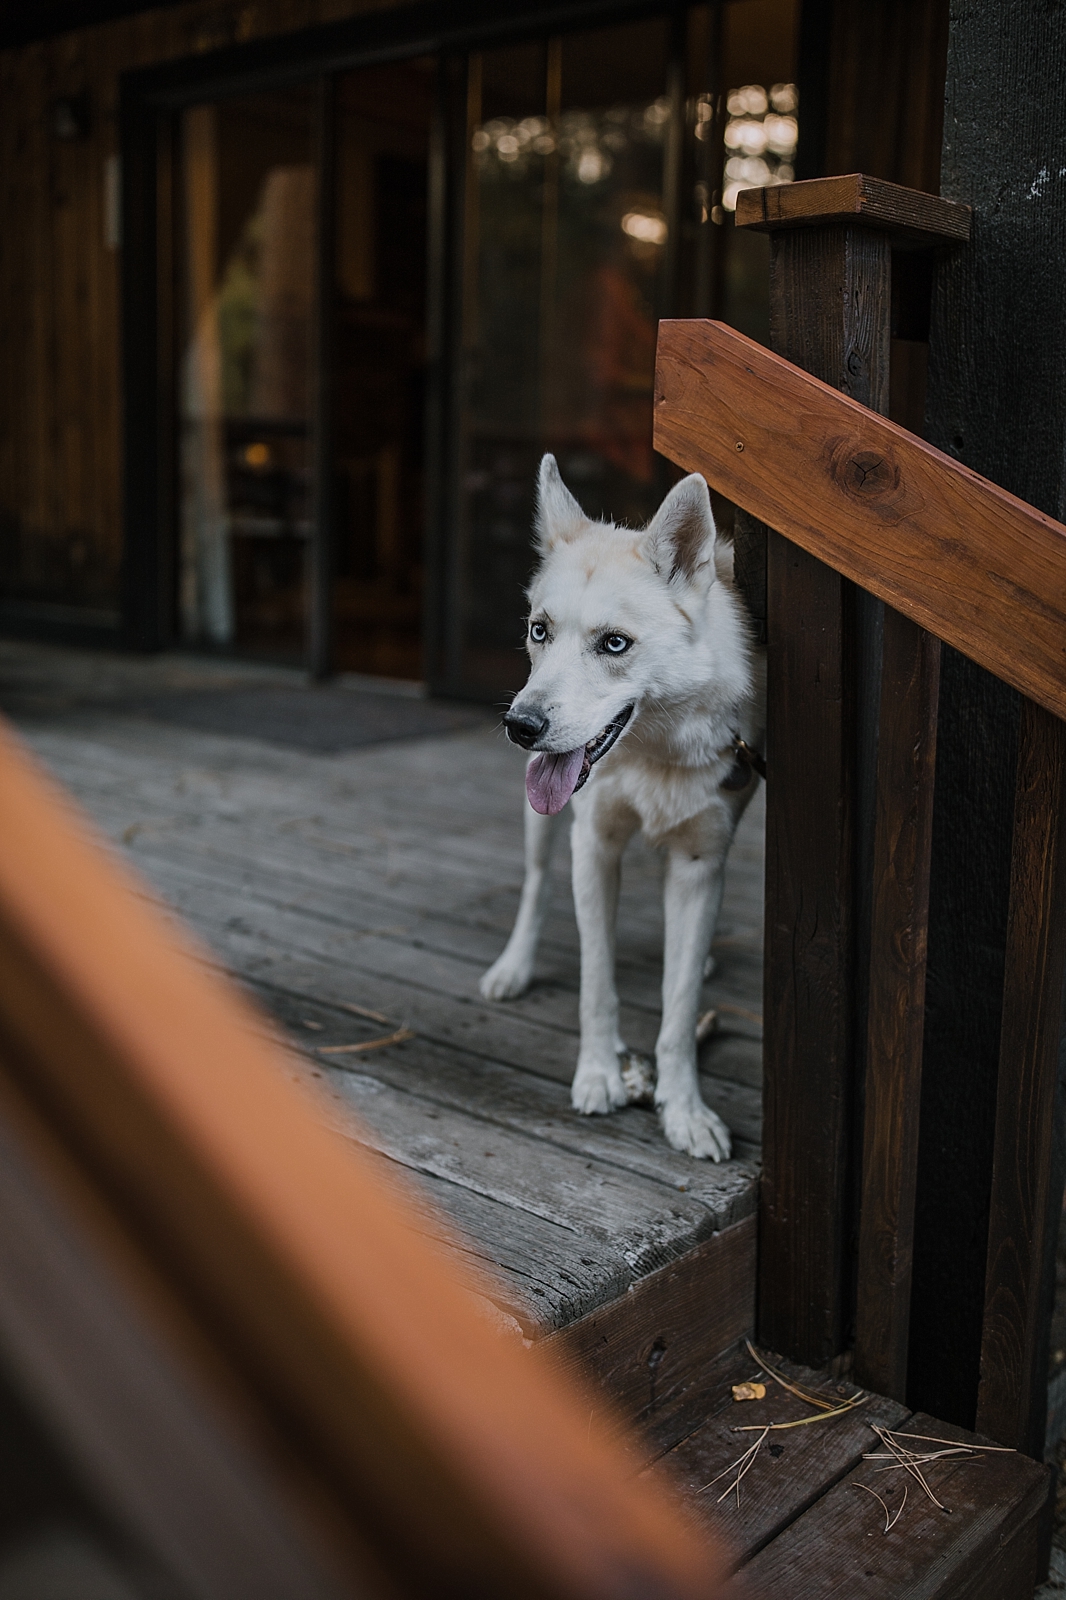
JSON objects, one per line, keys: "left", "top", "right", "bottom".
{"left": 844, "top": 451, "right": 895, "bottom": 493}
{"left": 825, "top": 438, "right": 902, "bottom": 508}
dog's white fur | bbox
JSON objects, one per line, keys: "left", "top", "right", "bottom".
{"left": 480, "top": 456, "right": 765, "bottom": 1160}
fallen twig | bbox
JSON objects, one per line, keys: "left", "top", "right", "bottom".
{"left": 854, "top": 1480, "right": 907, "bottom": 1534}
{"left": 734, "top": 1393, "right": 867, "bottom": 1432}
{"left": 340, "top": 1001, "right": 391, "bottom": 1024}
{"left": 874, "top": 1429, "right": 1014, "bottom": 1453}
{"left": 696, "top": 1009, "right": 718, "bottom": 1043}
{"left": 744, "top": 1340, "right": 844, "bottom": 1412}
{"left": 716, "top": 1003, "right": 763, "bottom": 1026}
{"left": 318, "top": 1027, "right": 415, "bottom": 1055}
{"left": 699, "top": 1427, "right": 770, "bottom": 1509}
{"left": 868, "top": 1426, "right": 951, "bottom": 1513}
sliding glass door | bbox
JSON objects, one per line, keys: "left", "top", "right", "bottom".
{"left": 450, "top": 17, "right": 675, "bottom": 697}
{"left": 165, "top": 2, "right": 798, "bottom": 692}
{"left": 178, "top": 85, "right": 317, "bottom": 662}
{"left": 331, "top": 59, "right": 433, "bottom": 681}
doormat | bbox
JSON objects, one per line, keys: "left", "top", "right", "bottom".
{"left": 117, "top": 685, "right": 493, "bottom": 754}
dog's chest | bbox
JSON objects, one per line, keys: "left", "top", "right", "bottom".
{"left": 588, "top": 750, "right": 736, "bottom": 843}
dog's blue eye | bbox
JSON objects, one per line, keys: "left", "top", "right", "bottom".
{"left": 529, "top": 621, "right": 547, "bottom": 643}
{"left": 602, "top": 634, "right": 631, "bottom": 654}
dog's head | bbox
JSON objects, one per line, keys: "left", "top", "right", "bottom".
{"left": 505, "top": 454, "right": 722, "bottom": 814}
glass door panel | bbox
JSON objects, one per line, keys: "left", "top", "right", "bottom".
{"left": 178, "top": 86, "right": 316, "bottom": 662}
{"left": 331, "top": 59, "right": 434, "bottom": 680}
{"left": 454, "top": 18, "right": 671, "bottom": 698}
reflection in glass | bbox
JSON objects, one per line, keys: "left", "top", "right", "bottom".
{"left": 455, "top": 20, "right": 672, "bottom": 697}
{"left": 720, "top": 80, "right": 797, "bottom": 211}
{"left": 715, "top": 80, "right": 798, "bottom": 345}
{"left": 178, "top": 88, "right": 316, "bottom": 661}
{"left": 331, "top": 61, "right": 433, "bottom": 680}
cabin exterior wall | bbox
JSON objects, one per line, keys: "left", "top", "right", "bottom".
{"left": 0, "top": 0, "right": 398, "bottom": 645}
{"left": 0, "top": 0, "right": 946, "bottom": 686}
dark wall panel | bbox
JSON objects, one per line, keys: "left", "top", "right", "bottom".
{"left": 909, "top": 0, "right": 1066, "bottom": 1428}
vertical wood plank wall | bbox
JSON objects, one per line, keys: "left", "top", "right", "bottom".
{"left": 0, "top": 0, "right": 396, "bottom": 631}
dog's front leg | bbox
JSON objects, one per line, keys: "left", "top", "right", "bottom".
{"left": 570, "top": 801, "right": 636, "bottom": 1115}
{"left": 655, "top": 839, "right": 732, "bottom": 1160}
{"left": 480, "top": 804, "right": 560, "bottom": 1000}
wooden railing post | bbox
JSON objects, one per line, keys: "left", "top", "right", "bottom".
{"left": 977, "top": 703, "right": 1066, "bottom": 1454}
{"left": 734, "top": 177, "right": 969, "bottom": 1374}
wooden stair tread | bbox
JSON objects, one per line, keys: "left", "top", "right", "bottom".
{"left": 646, "top": 1346, "right": 1052, "bottom": 1598}
{"left": 647, "top": 1351, "right": 907, "bottom": 1561}
{"left": 734, "top": 1411, "right": 1049, "bottom": 1598}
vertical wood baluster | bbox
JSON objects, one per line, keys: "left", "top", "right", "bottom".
{"left": 978, "top": 701, "right": 1066, "bottom": 1454}
{"left": 855, "top": 617, "right": 941, "bottom": 1396}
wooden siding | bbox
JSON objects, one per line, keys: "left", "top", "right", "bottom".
{"left": 0, "top": 0, "right": 401, "bottom": 620}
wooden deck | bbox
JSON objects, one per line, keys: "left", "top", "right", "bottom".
{"left": 4, "top": 638, "right": 1056, "bottom": 1597}
{"left": 0, "top": 639, "right": 762, "bottom": 1352}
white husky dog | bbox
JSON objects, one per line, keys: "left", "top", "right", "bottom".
{"left": 480, "top": 455, "right": 765, "bottom": 1161}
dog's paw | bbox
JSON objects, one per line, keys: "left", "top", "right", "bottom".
{"left": 572, "top": 1059, "right": 628, "bottom": 1115}
{"left": 479, "top": 952, "right": 533, "bottom": 1001}
{"left": 658, "top": 1097, "right": 732, "bottom": 1161}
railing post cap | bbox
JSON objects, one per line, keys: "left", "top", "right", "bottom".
{"left": 734, "top": 173, "right": 971, "bottom": 247}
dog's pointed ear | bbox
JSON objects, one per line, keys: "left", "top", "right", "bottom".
{"left": 535, "top": 454, "right": 587, "bottom": 551}
{"left": 641, "top": 473, "right": 717, "bottom": 589}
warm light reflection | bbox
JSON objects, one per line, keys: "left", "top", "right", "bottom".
{"left": 720, "top": 82, "right": 797, "bottom": 211}
{"left": 621, "top": 210, "right": 667, "bottom": 245}
{"left": 470, "top": 97, "right": 672, "bottom": 186}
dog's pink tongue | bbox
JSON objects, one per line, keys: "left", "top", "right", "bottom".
{"left": 526, "top": 747, "right": 585, "bottom": 815}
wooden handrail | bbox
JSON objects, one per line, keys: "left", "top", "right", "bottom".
{"left": 653, "top": 319, "right": 1066, "bottom": 721}
{"left": 0, "top": 719, "right": 727, "bottom": 1598}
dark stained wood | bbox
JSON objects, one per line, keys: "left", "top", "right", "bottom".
{"left": 822, "top": 1, "right": 950, "bottom": 197}
{"left": 768, "top": 226, "right": 892, "bottom": 412}
{"left": 650, "top": 1352, "right": 908, "bottom": 1566}
{"left": 546, "top": 1218, "right": 755, "bottom": 1433}
{"left": 908, "top": 0, "right": 1066, "bottom": 1434}
{"left": 734, "top": 1413, "right": 1052, "bottom": 1600}
{"left": 855, "top": 617, "right": 941, "bottom": 1399}
{"left": 308, "top": 73, "right": 337, "bottom": 681}
{"left": 652, "top": 319, "right": 1066, "bottom": 723}
{"left": 977, "top": 701, "right": 1066, "bottom": 1455}
{"left": 759, "top": 528, "right": 855, "bottom": 1366}
{"left": 730, "top": 508, "right": 766, "bottom": 645}
{"left": 735, "top": 173, "right": 970, "bottom": 244}
{"left": 755, "top": 224, "right": 890, "bottom": 1367}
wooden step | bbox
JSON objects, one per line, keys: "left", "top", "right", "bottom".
{"left": 642, "top": 1345, "right": 1052, "bottom": 1598}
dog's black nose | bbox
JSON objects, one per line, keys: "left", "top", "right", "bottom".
{"left": 504, "top": 707, "right": 549, "bottom": 749}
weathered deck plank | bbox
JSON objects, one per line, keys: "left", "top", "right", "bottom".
{"left": 272, "top": 995, "right": 758, "bottom": 1204}
{"left": 2, "top": 642, "right": 764, "bottom": 1346}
